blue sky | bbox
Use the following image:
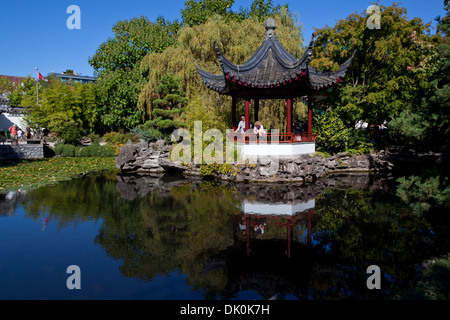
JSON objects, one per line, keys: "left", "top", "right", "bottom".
{"left": 0, "top": 0, "right": 446, "bottom": 78}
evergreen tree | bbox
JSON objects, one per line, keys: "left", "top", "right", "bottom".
{"left": 138, "top": 74, "right": 188, "bottom": 139}
{"left": 389, "top": 4, "right": 450, "bottom": 148}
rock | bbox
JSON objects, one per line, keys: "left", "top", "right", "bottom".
{"left": 138, "top": 150, "right": 152, "bottom": 158}
{"left": 259, "top": 165, "right": 278, "bottom": 176}
{"left": 286, "top": 162, "right": 298, "bottom": 175}
{"left": 162, "top": 145, "right": 172, "bottom": 153}
{"left": 156, "top": 140, "right": 166, "bottom": 149}
{"left": 142, "top": 159, "right": 161, "bottom": 169}
{"left": 116, "top": 140, "right": 395, "bottom": 182}
{"left": 258, "top": 157, "right": 272, "bottom": 166}
{"left": 116, "top": 141, "right": 139, "bottom": 169}
{"left": 326, "top": 159, "right": 336, "bottom": 168}
{"left": 357, "top": 160, "right": 369, "bottom": 168}
{"left": 122, "top": 163, "right": 138, "bottom": 171}
{"left": 135, "top": 141, "right": 149, "bottom": 151}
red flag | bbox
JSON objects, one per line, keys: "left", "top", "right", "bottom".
{"left": 37, "top": 71, "right": 51, "bottom": 83}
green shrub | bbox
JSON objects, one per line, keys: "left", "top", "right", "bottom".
{"left": 102, "top": 131, "right": 139, "bottom": 155}
{"left": 199, "top": 163, "right": 221, "bottom": 176}
{"left": 102, "top": 131, "right": 139, "bottom": 145}
{"left": 77, "top": 144, "right": 101, "bottom": 157}
{"left": 130, "top": 126, "right": 163, "bottom": 143}
{"left": 54, "top": 143, "right": 116, "bottom": 157}
{"left": 54, "top": 143, "right": 77, "bottom": 157}
{"left": 60, "top": 144, "right": 77, "bottom": 157}
{"left": 314, "top": 109, "right": 351, "bottom": 153}
{"left": 54, "top": 143, "right": 65, "bottom": 156}
{"left": 87, "top": 133, "right": 101, "bottom": 144}
{"left": 98, "top": 145, "right": 116, "bottom": 157}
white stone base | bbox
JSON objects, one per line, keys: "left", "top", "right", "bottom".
{"left": 238, "top": 142, "right": 315, "bottom": 159}
{"left": 243, "top": 199, "right": 316, "bottom": 216}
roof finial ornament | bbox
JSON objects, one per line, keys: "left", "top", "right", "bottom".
{"left": 265, "top": 18, "right": 277, "bottom": 39}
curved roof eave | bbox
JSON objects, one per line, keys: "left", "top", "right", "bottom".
{"left": 194, "top": 60, "right": 227, "bottom": 93}
{"left": 307, "top": 50, "right": 356, "bottom": 90}
{"left": 214, "top": 34, "right": 315, "bottom": 75}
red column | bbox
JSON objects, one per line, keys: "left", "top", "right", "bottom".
{"left": 286, "top": 97, "right": 292, "bottom": 135}
{"left": 245, "top": 97, "right": 250, "bottom": 132}
{"left": 307, "top": 94, "right": 312, "bottom": 135}
{"left": 246, "top": 216, "right": 250, "bottom": 256}
{"left": 287, "top": 218, "right": 292, "bottom": 258}
{"left": 307, "top": 211, "right": 312, "bottom": 246}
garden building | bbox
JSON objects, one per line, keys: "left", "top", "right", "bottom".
{"left": 196, "top": 18, "right": 354, "bottom": 158}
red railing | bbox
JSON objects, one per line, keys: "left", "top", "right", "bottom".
{"left": 227, "top": 132, "right": 317, "bottom": 144}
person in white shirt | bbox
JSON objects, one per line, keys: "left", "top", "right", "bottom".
{"left": 253, "top": 121, "right": 266, "bottom": 140}
{"left": 235, "top": 115, "right": 246, "bottom": 133}
{"left": 17, "top": 128, "right": 23, "bottom": 141}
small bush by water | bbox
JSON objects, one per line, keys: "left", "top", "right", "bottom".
{"left": 54, "top": 143, "right": 116, "bottom": 157}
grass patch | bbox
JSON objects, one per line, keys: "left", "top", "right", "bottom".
{"left": 0, "top": 157, "right": 117, "bottom": 192}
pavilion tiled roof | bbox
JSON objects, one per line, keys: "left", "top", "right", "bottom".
{"left": 196, "top": 18, "right": 354, "bottom": 99}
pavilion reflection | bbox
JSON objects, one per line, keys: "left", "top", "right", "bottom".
{"left": 238, "top": 196, "right": 317, "bottom": 258}
{"left": 199, "top": 185, "right": 321, "bottom": 300}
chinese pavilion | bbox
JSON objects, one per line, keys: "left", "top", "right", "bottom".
{"left": 196, "top": 18, "right": 354, "bottom": 157}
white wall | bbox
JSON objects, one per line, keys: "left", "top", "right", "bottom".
{"left": 0, "top": 113, "right": 27, "bottom": 131}
{"left": 242, "top": 199, "right": 316, "bottom": 216}
{"left": 238, "top": 142, "right": 315, "bottom": 158}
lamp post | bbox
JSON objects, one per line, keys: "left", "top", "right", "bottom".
{"left": 35, "top": 67, "right": 39, "bottom": 105}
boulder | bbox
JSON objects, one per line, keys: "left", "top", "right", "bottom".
{"left": 142, "top": 159, "right": 160, "bottom": 169}
{"left": 155, "top": 140, "right": 166, "bottom": 149}
{"left": 116, "top": 140, "right": 139, "bottom": 169}
{"left": 285, "top": 162, "right": 298, "bottom": 175}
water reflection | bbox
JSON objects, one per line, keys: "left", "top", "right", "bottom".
{"left": 1, "top": 171, "right": 448, "bottom": 300}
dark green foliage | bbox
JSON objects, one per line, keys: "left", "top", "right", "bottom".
{"left": 55, "top": 144, "right": 77, "bottom": 157}
{"left": 181, "top": 0, "right": 235, "bottom": 26}
{"left": 181, "top": 0, "right": 284, "bottom": 26}
{"left": 102, "top": 131, "right": 139, "bottom": 146}
{"left": 396, "top": 174, "right": 450, "bottom": 215}
{"left": 89, "top": 16, "right": 181, "bottom": 74}
{"left": 314, "top": 109, "right": 351, "bottom": 153}
{"left": 54, "top": 143, "right": 116, "bottom": 157}
{"left": 397, "top": 254, "right": 450, "bottom": 300}
{"left": 57, "top": 120, "right": 85, "bottom": 145}
{"left": 130, "top": 126, "right": 163, "bottom": 143}
{"left": 138, "top": 74, "right": 188, "bottom": 138}
{"left": 93, "top": 67, "right": 145, "bottom": 130}
{"left": 310, "top": 5, "right": 439, "bottom": 128}
{"left": 390, "top": 4, "right": 450, "bottom": 148}
{"left": 89, "top": 16, "right": 181, "bottom": 130}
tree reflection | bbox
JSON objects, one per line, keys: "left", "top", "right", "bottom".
{"left": 15, "top": 172, "right": 450, "bottom": 300}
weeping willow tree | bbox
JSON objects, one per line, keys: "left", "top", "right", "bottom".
{"left": 138, "top": 9, "right": 307, "bottom": 133}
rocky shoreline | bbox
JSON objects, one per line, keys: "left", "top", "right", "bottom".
{"left": 115, "top": 170, "right": 393, "bottom": 202}
{"left": 115, "top": 140, "right": 395, "bottom": 184}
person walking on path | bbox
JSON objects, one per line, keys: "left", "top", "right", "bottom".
{"left": 9, "top": 125, "right": 18, "bottom": 146}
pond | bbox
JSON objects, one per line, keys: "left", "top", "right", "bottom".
{"left": 0, "top": 167, "right": 449, "bottom": 301}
